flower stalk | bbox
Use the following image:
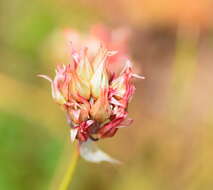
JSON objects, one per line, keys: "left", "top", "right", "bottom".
{"left": 58, "top": 144, "right": 79, "bottom": 190}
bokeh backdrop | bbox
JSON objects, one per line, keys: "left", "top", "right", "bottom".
{"left": 0, "top": 0, "right": 213, "bottom": 189}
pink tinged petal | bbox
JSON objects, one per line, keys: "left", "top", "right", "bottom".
{"left": 110, "top": 60, "right": 134, "bottom": 99}
{"left": 38, "top": 74, "right": 66, "bottom": 104}
{"left": 70, "top": 46, "right": 80, "bottom": 68}
{"left": 107, "top": 50, "right": 118, "bottom": 56}
{"left": 51, "top": 82, "right": 66, "bottom": 104}
{"left": 112, "top": 107, "right": 127, "bottom": 118}
{"left": 132, "top": 73, "right": 145, "bottom": 79}
{"left": 110, "top": 76, "right": 126, "bottom": 98}
{"left": 69, "top": 71, "right": 91, "bottom": 100}
{"left": 69, "top": 108, "right": 90, "bottom": 125}
{"left": 72, "top": 109, "right": 81, "bottom": 121}
{"left": 75, "top": 120, "right": 95, "bottom": 142}
{"left": 56, "top": 64, "right": 66, "bottom": 73}
{"left": 124, "top": 84, "right": 135, "bottom": 104}
{"left": 70, "top": 128, "right": 78, "bottom": 142}
{"left": 110, "top": 97, "right": 124, "bottom": 107}
{"left": 79, "top": 139, "right": 121, "bottom": 164}
{"left": 118, "top": 59, "right": 132, "bottom": 77}
{"left": 116, "top": 118, "right": 133, "bottom": 128}
{"left": 78, "top": 133, "right": 88, "bottom": 142}
{"left": 78, "top": 103, "right": 90, "bottom": 122}
{"left": 86, "top": 120, "right": 95, "bottom": 126}
{"left": 98, "top": 117, "right": 124, "bottom": 138}
{"left": 101, "top": 127, "right": 118, "bottom": 138}
{"left": 121, "top": 60, "right": 145, "bottom": 80}
{"left": 92, "top": 45, "right": 108, "bottom": 70}
{"left": 72, "top": 51, "right": 80, "bottom": 66}
{"left": 75, "top": 122, "right": 88, "bottom": 142}
{"left": 77, "top": 48, "right": 93, "bottom": 81}
{"left": 37, "top": 74, "right": 52, "bottom": 82}
{"left": 99, "top": 115, "right": 132, "bottom": 137}
{"left": 76, "top": 95, "right": 91, "bottom": 108}
{"left": 90, "top": 58, "right": 109, "bottom": 99}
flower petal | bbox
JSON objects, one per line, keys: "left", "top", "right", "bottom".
{"left": 90, "top": 59, "right": 109, "bottom": 99}
{"left": 79, "top": 139, "right": 121, "bottom": 164}
{"left": 70, "top": 128, "right": 78, "bottom": 142}
{"left": 38, "top": 74, "right": 66, "bottom": 104}
{"left": 132, "top": 73, "right": 145, "bottom": 79}
{"left": 116, "top": 117, "right": 133, "bottom": 128}
{"left": 77, "top": 48, "right": 93, "bottom": 81}
{"left": 37, "top": 74, "right": 52, "bottom": 83}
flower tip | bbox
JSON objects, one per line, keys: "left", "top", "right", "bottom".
{"left": 107, "top": 50, "right": 118, "bottom": 56}
{"left": 132, "top": 73, "right": 145, "bottom": 80}
{"left": 37, "top": 74, "right": 52, "bottom": 82}
{"left": 125, "top": 59, "right": 132, "bottom": 67}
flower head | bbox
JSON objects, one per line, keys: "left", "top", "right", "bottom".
{"left": 39, "top": 44, "right": 143, "bottom": 163}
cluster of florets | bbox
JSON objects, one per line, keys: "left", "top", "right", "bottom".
{"left": 39, "top": 45, "right": 142, "bottom": 144}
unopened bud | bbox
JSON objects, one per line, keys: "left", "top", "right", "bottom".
{"left": 90, "top": 60, "right": 109, "bottom": 99}
{"left": 90, "top": 90, "right": 111, "bottom": 122}
{"left": 69, "top": 71, "right": 91, "bottom": 100}
{"left": 77, "top": 48, "right": 93, "bottom": 81}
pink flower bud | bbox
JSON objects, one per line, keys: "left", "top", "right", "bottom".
{"left": 39, "top": 42, "right": 143, "bottom": 163}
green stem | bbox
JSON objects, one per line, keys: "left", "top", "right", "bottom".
{"left": 58, "top": 145, "right": 79, "bottom": 190}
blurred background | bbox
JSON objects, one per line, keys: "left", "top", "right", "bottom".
{"left": 0, "top": 0, "right": 213, "bottom": 189}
